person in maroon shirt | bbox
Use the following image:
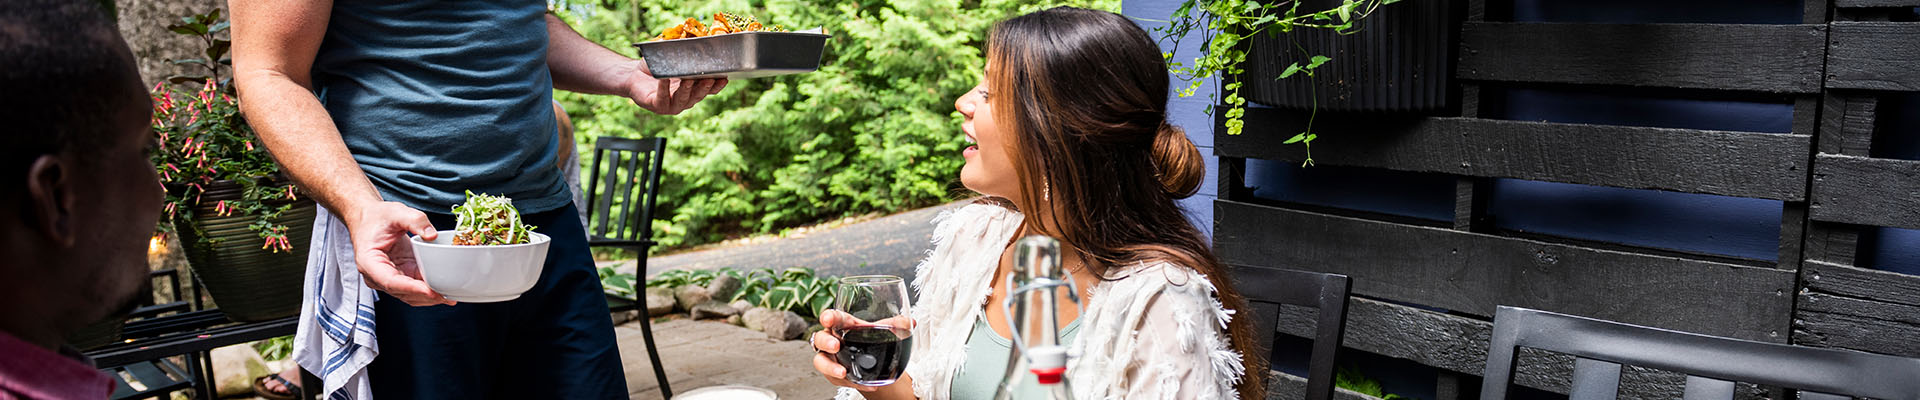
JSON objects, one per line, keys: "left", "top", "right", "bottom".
{"left": 0, "top": 1, "right": 166, "bottom": 399}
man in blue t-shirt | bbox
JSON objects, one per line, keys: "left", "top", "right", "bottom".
{"left": 229, "top": 1, "right": 725, "bottom": 398}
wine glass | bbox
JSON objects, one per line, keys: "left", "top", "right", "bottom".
{"left": 833, "top": 275, "right": 913, "bottom": 386}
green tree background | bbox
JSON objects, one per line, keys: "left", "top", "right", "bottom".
{"left": 550, "top": 0, "right": 1118, "bottom": 252}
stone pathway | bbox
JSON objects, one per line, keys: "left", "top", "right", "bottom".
{"left": 617, "top": 318, "right": 838, "bottom": 400}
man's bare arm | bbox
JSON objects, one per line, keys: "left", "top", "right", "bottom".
{"left": 544, "top": 13, "right": 725, "bottom": 115}
{"left": 230, "top": 0, "right": 450, "bottom": 306}
{"left": 228, "top": 0, "right": 376, "bottom": 217}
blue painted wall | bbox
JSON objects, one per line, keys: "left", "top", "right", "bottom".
{"left": 1125, "top": 0, "right": 1222, "bottom": 238}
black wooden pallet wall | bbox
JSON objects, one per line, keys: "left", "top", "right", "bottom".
{"left": 1216, "top": 1, "right": 1920, "bottom": 399}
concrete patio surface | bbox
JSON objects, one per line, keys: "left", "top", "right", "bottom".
{"left": 618, "top": 318, "right": 838, "bottom": 400}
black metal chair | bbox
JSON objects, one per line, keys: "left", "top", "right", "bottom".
{"left": 1229, "top": 265, "right": 1352, "bottom": 400}
{"left": 1479, "top": 306, "right": 1920, "bottom": 400}
{"left": 582, "top": 136, "right": 671, "bottom": 399}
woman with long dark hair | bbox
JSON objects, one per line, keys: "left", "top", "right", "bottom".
{"left": 811, "top": 7, "right": 1264, "bottom": 399}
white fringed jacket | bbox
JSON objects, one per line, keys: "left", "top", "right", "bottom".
{"left": 837, "top": 202, "right": 1246, "bottom": 400}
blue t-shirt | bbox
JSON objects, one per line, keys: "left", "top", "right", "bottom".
{"left": 311, "top": 0, "right": 568, "bottom": 214}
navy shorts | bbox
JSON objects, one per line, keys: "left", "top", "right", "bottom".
{"left": 368, "top": 203, "right": 626, "bottom": 399}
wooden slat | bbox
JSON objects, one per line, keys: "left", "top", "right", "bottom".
{"left": 1216, "top": 199, "right": 1796, "bottom": 341}
{"left": 1778, "top": 205, "right": 1809, "bottom": 271}
{"left": 1266, "top": 370, "right": 1382, "bottom": 400}
{"left": 1817, "top": 95, "right": 1876, "bottom": 156}
{"left": 1802, "top": 222, "right": 1863, "bottom": 266}
{"left": 1803, "top": 260, "right": 1920, "bottom": 308}
{"left": 1794, "top": 292, "right": 1920, "bottom": 358}
{"left": 1458, "top": 23, "right": 1827, "bottom": 93}
{"left": 1219, "top": 112, "right": 1813, "bottom": 201}
{"left": 1809, "top": 154, "right": 1920, "bottom": 230}
{"left": 1827, "top": 22, "right": 1920, "bottom": 91}
{"left": 1271, "top": 297, "right": 1695, "bottom": 399}
{"left": 1793, "top": 261, "right": 1920, "bottom": 357}
{"left": 1454, "top": 178, "right": 1493, "bottom": 233}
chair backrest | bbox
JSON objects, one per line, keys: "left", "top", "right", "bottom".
{"left": 1480, "top": 306, "right": 1920, "bottom": 400}
{"left": 583, "top": 137, "right": 667, "bottom": 243}
{"left": 1230, "top": 265, "right": 1352, "bottom": 400}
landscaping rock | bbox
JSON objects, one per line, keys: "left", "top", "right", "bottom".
{"left": 727, "top": 315, "right": 743, "bottom": 326}
{"left": 609, "top": 309, "right": 639, "bottom": 325}
{"left": 644, "top": 287, "right": 676, "bottom": 317}
{"left": 673, "top": 285, "right": 710, "bottom": 312}
{"left": 211, "top": 344, "right": 271, "bottom": 398}
{"left": 756, "top": 310, "right": 808, "bottom": 340}
{"left": 742, "top": 307, "right": 775, "bottom": 331}
{"left": 691, "top": 301, "right": 741, "bottom": 320}
{"left": 706, "top": 274, "right": 742, "bottom": 301}
{"left": 729, "top": 300, "right": 755, "bottom": 313}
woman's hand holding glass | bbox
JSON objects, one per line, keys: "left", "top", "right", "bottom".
{"left": 812, "top": 275, "right": 915, "bottom": 394}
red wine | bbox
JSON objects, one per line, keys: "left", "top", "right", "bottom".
{"left": 836, "top": 325, "right": 912, "bottom": 385}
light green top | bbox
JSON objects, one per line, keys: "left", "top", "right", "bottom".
{"left": 950, "top": 316, "right": 1082, "bottom": 400}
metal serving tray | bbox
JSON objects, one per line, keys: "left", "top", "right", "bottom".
{"left": 634, "top": 31, "right": 831, "bottom": 79}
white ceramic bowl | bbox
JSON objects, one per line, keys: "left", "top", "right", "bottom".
{"left": 411, "top": 230, "right": 550, "bottom": 303}
{"left": 673, "top": 385, "right": 777, "bottom": 400}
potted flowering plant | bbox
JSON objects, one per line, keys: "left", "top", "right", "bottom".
{"left": 149, "top": 10, "right": 314, "bottom": 322}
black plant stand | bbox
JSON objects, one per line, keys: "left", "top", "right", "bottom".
{"left": 87, "top": 310, "right": 315, "bottom": 400}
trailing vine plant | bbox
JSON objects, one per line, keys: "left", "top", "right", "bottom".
{"left": 1157, "top": 0, "right": 1399, "bottom": 166}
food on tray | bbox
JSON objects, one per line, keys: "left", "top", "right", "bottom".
{"left": 450, "top": 190, "right": 537, "bottom": 246}
{"left": 650, "top": 12, "right": 786, "bottom": 41}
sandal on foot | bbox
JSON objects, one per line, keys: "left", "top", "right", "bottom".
{"left": 252, "top": 373, "right": 303, "bottom": 400}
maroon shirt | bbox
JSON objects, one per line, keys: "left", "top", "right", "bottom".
{"left": 0, "top": 331, "right": 113, "bottom": 400}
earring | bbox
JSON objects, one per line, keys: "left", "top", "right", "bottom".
{"left": 1043, "top": 178, "right": 1050, "bottom": 202}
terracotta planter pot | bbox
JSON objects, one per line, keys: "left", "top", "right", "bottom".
{"left": 172, "top": 178, "right": 315, "bottom": 322}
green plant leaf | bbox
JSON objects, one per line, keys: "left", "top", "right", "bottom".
{"left": 809, "top": 296, "right": 832, "bottom": 319}
{"left": 206, "top": 43, "right": 230, "bottom": 64}
{"left": 1306, "top": 55, "right": 1331, "bottom": 69}
{"left": 167, "top": 23, "right": 203, "bottom": 35}
{"left": 1284, "top": 132, "right": 1310, "bottom": 144}
{"left": 782, "top": 267, "right": 814, "bottom": 282}
{"left": 1278, "top": 62, "right": 1303, "bottom": 79}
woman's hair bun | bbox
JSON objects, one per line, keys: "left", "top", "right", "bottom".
{"left": 1150, "top": 122, "right": 1204, "bottom": 199}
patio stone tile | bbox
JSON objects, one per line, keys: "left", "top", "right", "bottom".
{"left": 617, "top": 318, "right": 835, "bottom": 400}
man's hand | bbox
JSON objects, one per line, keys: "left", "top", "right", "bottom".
{"left": 625, "top": 61, "right": 727, "bottom": 115}
{"left": 346, "top": 201, "right": 452, "bottom": 306}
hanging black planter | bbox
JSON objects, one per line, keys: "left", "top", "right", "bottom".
{"left": 172, "top": 178, "right": 315, "bottom": 322}
{"left": 1241, "top": 0, "right": 1461, "bottom": 113}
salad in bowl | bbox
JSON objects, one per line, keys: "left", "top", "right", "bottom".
{"left": 412, "top": 191, "right": 551, "bottom": 302}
